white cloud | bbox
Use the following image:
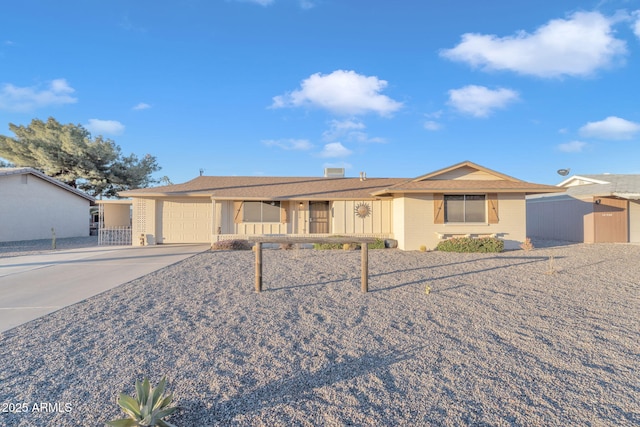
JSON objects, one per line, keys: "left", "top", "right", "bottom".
{"left": 579, "top": 116, "right": 640, "bottom": 140}
{"left": 447, "top": 85, "right": 519, "bottom": 118}
{"left": 263, "top": 138, "right": 313, "bottom": 150}
{"left": 557, "top": 140, "right": 588, "bottom": 152}
{"left": 424, "top": 120, "right": 442, "bottom": 131}
{"left": 318, "top": 142, "right": 352, "bottom": 158}
{"left": 236, "top": 0, "right": 274, "bottom": 6}
{"left": 322, "top": 119, "right": 364, "bottom": 141}
{"left": 0, "top": 78, "right": 77, "bottom": 112}
{"left": 440, "top": 11, "right": 627, "bottom": 78}
{"left": 299, "top": 0, "right": 315, "bottom": 9}
{"left": 133, "top": 102, "right": 151, "bottom": 110}
{"left": 234, "top": 0, "right": 314, "bottom": 8}
{"left": 633, "top": 10, "right": 640, "bottom": 39}
{"left": 85, "top": 119, "right": 125, "bottom": 136}
{"left": 272, "top": 70, "right": 403, "bottom": 116}
{"left": 322, "top": 119, "right": 386, "bottom": 143}
{"left": 329, "top": 119, "right": 365, "bottom": 132}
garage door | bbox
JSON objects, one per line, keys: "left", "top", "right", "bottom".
{"left": 160, "top": 199, "right": 212, "bottom": 243}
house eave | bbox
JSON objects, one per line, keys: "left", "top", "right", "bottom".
{"left": 613, "top": 192, "right": 640, "bottom": 200}
{"left": 120, "top": 193, "right": 390, "bottom": 201}
{"left": 372, "top": 188, "right": 565, "bottom": 197}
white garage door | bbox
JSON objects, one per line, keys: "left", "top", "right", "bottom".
{"left": 160, "top": 199, "right": 212, "bottom": 243}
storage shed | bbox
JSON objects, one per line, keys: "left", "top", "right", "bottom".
{"left": 527, "top": 174, "right": 640, "bottom": 243}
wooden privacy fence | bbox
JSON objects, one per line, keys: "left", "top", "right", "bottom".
{"left": 249, "top": 236, "right": 379, "bottom": 293}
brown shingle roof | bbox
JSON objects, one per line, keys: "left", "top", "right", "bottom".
{"left": 119, "top": 176, "right": 407, "bottom": 200}
{"left": 119, "top": 162, "right": 564, "bottom": 200}
{"left": 372, "top": 180, "right": 564, "bottom": 195}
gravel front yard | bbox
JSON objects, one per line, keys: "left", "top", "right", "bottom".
{"left": 0, "top": 241, "right": 638, "bottom": 426}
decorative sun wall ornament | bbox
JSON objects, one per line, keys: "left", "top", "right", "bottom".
{"left": 355, "top": 202, "right": 371, "bottom": 219}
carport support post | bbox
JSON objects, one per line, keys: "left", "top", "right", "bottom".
{"left": 255, "top": 242, "right": 262, "bottom": 292}
{"left": 361, "top": 241, "right": 368, "bottom": 293}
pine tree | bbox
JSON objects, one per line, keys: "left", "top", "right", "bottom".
{"left": 0, "top": 117, "right": 161, "bottom": 198}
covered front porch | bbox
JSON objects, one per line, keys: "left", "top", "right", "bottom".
{"left": 214, "top": 198, "right": 394, "bottom": 239}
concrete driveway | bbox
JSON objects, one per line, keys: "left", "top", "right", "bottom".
{"left": 0, "top": 244, "right": 209, "bottom": 333}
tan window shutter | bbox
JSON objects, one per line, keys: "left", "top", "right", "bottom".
{"left": 233, "top": 201, "right": 243, "bottom": 224}
{"left": 433, "top": 194, "right": 444, "bottom": 224}
{"left": 487, "top": 193, "right": 499, "bottom": 224}
{"left": 280, "top": 201, "right": 289, "bottom": 223}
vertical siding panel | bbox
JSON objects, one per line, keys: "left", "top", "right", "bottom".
{"left": 526, "top": 196, "right": 593, "bottom": 243}
{"left": 345, "top": 201, "right": 353, "bottom": 234}
{"left": 334, "top": 201, "right": 345, "bottom": 234}
{"left": 373, "top": 200, "right": 381, "bottom": 233}
{"left": 629, "top": 201, "right": 640, "bottom": 243}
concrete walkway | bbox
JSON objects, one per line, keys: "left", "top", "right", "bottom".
{"left": 0, "top": 244, "right": 209, "bottom": 333}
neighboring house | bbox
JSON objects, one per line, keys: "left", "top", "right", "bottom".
{"left": 118, "top": 161, "right": 562, "bottom": 250}
{"left": 527, "top": 174, "right": 640, "bottom": 243}
{"left": 0, "top": 168, "right": 95, "bottom": 242}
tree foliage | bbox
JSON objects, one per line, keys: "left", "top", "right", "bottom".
{"left": 0, "top": 117, "right": 161, "bottom": 198}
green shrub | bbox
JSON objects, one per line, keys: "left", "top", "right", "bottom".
{"left": 435, "top": 237, "right": 504, "bottom": 253}
{"left": 368, "top": 238, "right": 385, "bottom": 249}
{"left": 107, "top": 377, "right": 177, "bottom": 427}
{"left": 313, "top": 242, "right": 345, "bottom": 250}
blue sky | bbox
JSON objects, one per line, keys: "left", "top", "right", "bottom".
{"left": 1, "top": 0, "right": 639, "bottom": 185}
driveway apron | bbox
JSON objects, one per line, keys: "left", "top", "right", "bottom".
{"left": 0, "top": 244, "right": 209, "bottom": 333}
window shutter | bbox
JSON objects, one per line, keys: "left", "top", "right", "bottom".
{"left": 433, "top": 194, "right": 444, "bottom": 224}
{"left": 487, "top": 193, "right": 499, "bottom": 224}
{"left": 233, "top": 201, "right": 243, "bottom": 224}
{"left": 280, "top": 201, "right": 288, "bottom": 223}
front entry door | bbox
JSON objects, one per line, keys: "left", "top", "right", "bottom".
{"left": 309, "top": 201, "right": 330, "bottom": 233}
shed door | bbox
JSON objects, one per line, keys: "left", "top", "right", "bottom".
{"left": 309, "top": 201, "right": 330, "bottom": 234}
{"left": 160, "top": 199, "right": 212, "bottom": 243}
{"left": 594, "top": 197, "right": 628, "bottom": 243}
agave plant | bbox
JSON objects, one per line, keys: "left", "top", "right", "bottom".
{"left": 107, "top": 377, "right": 177, "bottom": 427}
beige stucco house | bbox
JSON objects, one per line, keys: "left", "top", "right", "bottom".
{"left": 118, "top": 161, "right": 562, "bottom": 250}
{"left": 0, "top": 168, "right": 94, "bottom": 242}
{"left": 527, "top": 174, "right": 640, "bottom": 243}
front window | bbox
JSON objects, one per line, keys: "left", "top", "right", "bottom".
{"left": 444, "top": 195, "right": 485, "bottom": 223}
{"left": 243, "top": 201, "right": 281, "bottom": 222}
